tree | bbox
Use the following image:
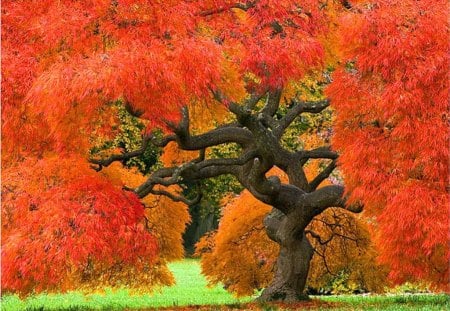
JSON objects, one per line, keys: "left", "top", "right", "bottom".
{"left": 91, "top": 92, "right": 367, "bottom": 302}
{"left": 4, "top": 0, "right": 346, "bottom": 300}
{"left": 2, "top": 0, "right": 446, "bottom": 301}
{"left": 327, "top": 0, "right": 449, "bottom": 289}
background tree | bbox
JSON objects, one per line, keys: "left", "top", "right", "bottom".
{"left": 327, "top": 0, "right": 449, "bottom": 289}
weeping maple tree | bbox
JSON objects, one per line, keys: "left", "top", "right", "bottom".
{"left": 2, "top": 0, "right": 447, "bottom": 301}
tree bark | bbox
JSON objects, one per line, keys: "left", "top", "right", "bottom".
{"left": 258, "top": 209, "right": 314, "bottom": 302}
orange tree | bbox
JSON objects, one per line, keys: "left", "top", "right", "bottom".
{"left": 2, "top": 0, "right": 448, "bottom": 300}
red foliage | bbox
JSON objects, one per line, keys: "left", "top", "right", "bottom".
{"left": 2, "top": 0, "right": 326, "bottom": 156}
{"left": 327, "top": 0, "right": 449, "bottom": 288}
{"left": 2, "top": 156, "right": 158, "bottom": 294}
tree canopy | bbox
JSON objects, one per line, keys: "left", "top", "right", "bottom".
{"left": 2, "top": 0, "right": 448, "bottom": 298}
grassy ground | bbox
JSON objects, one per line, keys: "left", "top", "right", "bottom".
{"left": 319, "top": 294, "right": 449, "bottom": 311}
{"left": 1, "top": 259, "right": 448, "bottom": 310}
{"left": 1, "top": 259, "right": 251, "bottom": 311}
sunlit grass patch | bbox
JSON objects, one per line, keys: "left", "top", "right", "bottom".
{"left": 1, "top": 259, "right": 251, "bottom": 311}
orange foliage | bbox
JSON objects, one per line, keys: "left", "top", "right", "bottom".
{"left": 160, "top": 141, "right": 199, "bottom": 167}
{"left": 101, "top": 162, "right": 191, "bottom": 262}
{"left": 327, "top": 0, "right": 449, "bottom": 288}
{"left": 197, "top": 167, "right": 385, "bottom": 296}
{"left": 196, "top": 190, "right": 276, "bottom": 296}
{"left": 1, "top": 156, "right": 159, "bottom": 295}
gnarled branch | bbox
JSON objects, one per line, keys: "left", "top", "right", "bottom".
{"left": 297, "top": 146, "right": 338, "bottom": 160}
{"left": 275, "top": 99, "right": 330, "bottom": 137}
{"left": 150, "top": 189, "right": 202, "bottom": 205}
{"left": 308, "top": 160, "right": 337, "bottom": 191}
{"left": 89, "top": 134, "right": 153, "bottom": 171}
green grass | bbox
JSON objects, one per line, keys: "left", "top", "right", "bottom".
{"left": 1, "top": 259, "right": 251, "bottom": 311}
{"left": 1, "top": 259, "right": 448, "bottom": 311}
{"left": 318, "top": 293, "right": 450, "bottom": 310}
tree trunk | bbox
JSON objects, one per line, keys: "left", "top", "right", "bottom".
{"left": 257, "top": 209, "right": 314, "bottom": 302}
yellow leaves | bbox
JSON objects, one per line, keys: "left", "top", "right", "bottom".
{"left": 215, "top": 60, "right": 247, "bottom": 103}
{"left": 144, "top": 191, "right": 190, "bottom": 261}
{"left": 198, "top": 173, "right": 386, "bottom": 295}
{"left": 283, "top": 72, "right": 329, "bottom": 103}
{"left": 101, "top": 162, "right": 190, "bottom": 262}
{"left": 59, "top": 260, "right": 175, "bottom": 295}
{"left": 161, "top": 141, "right": 198, "bottom": 166}
{"left": 198, "top": 190, "right": 278, "bottom": 296}
{"left": 307, "top": 208, "right": 387, "bottom": 293}
{"left": 188, "top": 100, "right": 230, "bottom": 132}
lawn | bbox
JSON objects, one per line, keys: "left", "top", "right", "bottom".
{"left": 319, "top": 294, "right": 449, "bottom": 311}
{"left": 1, "top": 259, "right": 448, "bottom": 311}
{"left": 1, "top": 259, "right": 251, "bottom": 311}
